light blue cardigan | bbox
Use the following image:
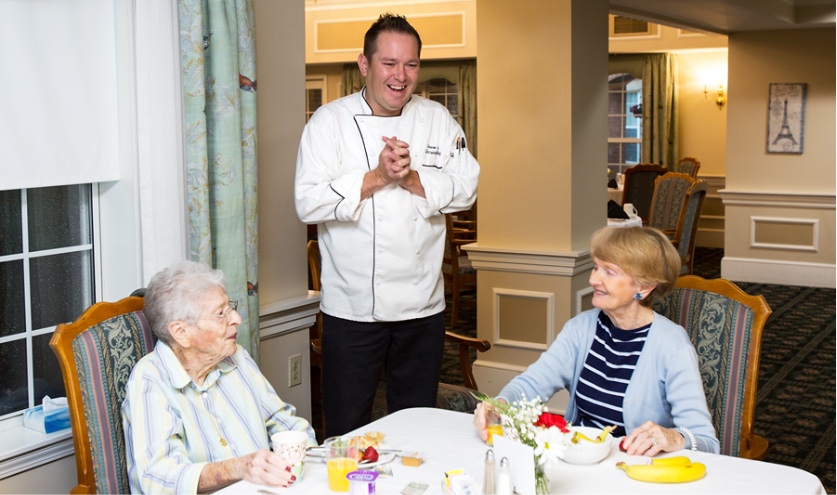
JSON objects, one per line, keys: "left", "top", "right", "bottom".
{"left": 498, "top": 309, "right": 720, "bottom": 453}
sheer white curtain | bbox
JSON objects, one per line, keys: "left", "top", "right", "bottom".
{"left": 133, "top": 0, "right": 189, "bottom": 283}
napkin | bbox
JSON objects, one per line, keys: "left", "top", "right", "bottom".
{"left": 608, "top": 200, "right": 630, "bottom": 219}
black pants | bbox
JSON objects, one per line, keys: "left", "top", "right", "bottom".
{"left": 321, "top": 312, "right": 445, "bottom": 437}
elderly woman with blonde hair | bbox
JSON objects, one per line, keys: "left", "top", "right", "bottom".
{"left": 473, "top": 227, "right": 720, "bottom": 454}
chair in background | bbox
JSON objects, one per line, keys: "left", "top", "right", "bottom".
{"left": 435, "top": 331, "right": 491, "bottom": 412}
{"left": 653, "top": 275, "right": 772, "bottom": 459}
{"left": 621, "top": 164, "right": 667, "bottom": 225}
{"left": 50, "top": 296, "right": 154, "bottom": 494}
{"left": 672, "top": 180, "right": 708, "bottom": 275}
{"left": 647, "top": 172, "right": 696, "bottom": 238}
{"left": 442, "top": 212, "right": 477, "bottom": 328}
{"left": 677, "top": 157, "right": 701, "bottom": 178}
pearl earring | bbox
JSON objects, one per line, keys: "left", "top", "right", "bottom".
{"left": 634, "top": 293, "right": 642, "bottom": 300}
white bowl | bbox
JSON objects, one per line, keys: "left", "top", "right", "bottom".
{"left": 549, "top": 426, "right": 613, "bottom": 465}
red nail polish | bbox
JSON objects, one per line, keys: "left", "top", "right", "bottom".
{"left": 286, "top": 466, "right": 292, "bottom": 472}
{"left": 291, "top": 476, "right": 296, "bottom": 481}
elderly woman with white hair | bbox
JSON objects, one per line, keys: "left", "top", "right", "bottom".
{"left": 122, "top": 261, "right": 315, "bottom": 494}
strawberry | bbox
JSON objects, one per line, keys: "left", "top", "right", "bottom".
{"left": 361, "top": 446, "right": 379, "bottom": 463}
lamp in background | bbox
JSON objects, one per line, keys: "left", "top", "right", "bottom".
{"left": 705, "top": 84, "right": 726, "bottom": 109}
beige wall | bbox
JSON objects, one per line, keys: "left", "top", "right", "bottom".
{"left": 677, "top": 50, "right": 728, "bottom": 176}
{"left": 304, "top": 0, "right": 477, "bottom": 64}
{"left": 469, "top": 0, "right": 608, "bottom": 407}
{"left": 722, "top": 28, "right": 835, "bottom": 287}
{"left": 253, "top": 0, "right": 321, "bottom": 421}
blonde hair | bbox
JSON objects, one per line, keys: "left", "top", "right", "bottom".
{"left": 589, "top": 227, "right": 680, "bottom": 307}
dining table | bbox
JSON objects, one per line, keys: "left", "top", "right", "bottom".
{"left": 217, "top": 407, "right": 826, "bottom": 495}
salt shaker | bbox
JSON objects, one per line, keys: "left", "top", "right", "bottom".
{"left": 483, "top": 449, "right": 496, "bottom": 495}
{"left": 496, "top": 456, "right": 512, "bottom": 495}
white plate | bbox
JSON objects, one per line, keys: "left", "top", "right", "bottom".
{"left": 358, "top": 452, "right": 395, "bottom": 468}
{"left": 305, "top": 448, "right": 396, "bottom": 468}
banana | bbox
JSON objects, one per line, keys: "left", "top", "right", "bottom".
{"left": 616, "top": 457, "right": 707, "bottom": 483}
{"left": 572, "top": 425, "right": 616, "bottom": 444}
{"left": 650, "top": 456, "right": 692, "bottom": 466}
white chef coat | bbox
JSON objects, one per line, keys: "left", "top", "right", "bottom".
{"left": 295, "top": 88, "right": 480, "bottom": 322}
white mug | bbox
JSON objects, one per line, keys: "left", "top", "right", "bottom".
{"left": 271, "top": 430, "right": 309, "bottom": 480}
{"left": 623, "top": 203, "right": 638, "bottom": 218}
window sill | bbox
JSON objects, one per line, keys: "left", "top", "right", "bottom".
{"left": 0, "top": 416, "right": 74, "bottom": 480}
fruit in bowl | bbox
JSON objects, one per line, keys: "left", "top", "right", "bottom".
{"left": 548, "top": 426, "right": 614, "bottom": 465}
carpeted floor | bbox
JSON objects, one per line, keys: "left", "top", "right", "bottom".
{"left": 312, "top": 247, "right": 836, "bottom": 492}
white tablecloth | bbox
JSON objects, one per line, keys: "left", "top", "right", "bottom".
{"left": 218, "top": 408, "right": 826, "bottom": 495}
{"left": 608, "top": 186, "right": 623, "bottom": 204}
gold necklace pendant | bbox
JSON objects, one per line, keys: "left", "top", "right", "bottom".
{"left": 219, "top": 437, "right": 228, "bottom": 447}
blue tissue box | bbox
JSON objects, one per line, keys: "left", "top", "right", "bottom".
{"left": 23, "top": 404, "right": 71, "bottom": 434}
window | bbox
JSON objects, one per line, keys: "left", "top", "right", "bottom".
{"left": 415, "top": 77, "right": 460, "bottom": 123}
{"left": 608, "top": 73, "right": 643, "bottom": 175}
{"left": 0, "top": 185, "right": 95, "bottom": 418}
{"left": 305, "top": 76, "right": 327, "bottom": 122}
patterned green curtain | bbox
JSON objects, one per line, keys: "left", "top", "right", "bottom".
{"left": 642, "top": 52, "right": 678, "bottom": 167}
{"left": 341, "top": 63, "right": 364, "bottom": 97}
{"left": 179, "top": 0, "right": 260, "bottom": 361}
{"left": 458, "top": 59, "right": 477, "bottom": 158}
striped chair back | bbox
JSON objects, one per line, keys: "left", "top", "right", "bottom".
{"left": 51, "top": 296, "right": 154, "bottom": 494}
{"left": 648, "top": 172, "right": 696, "bottom": 237}
{"left": 673, "top": 181, "right": 708, "bottom": 275}
{"left": 653, "top": 276, "right": 772, "bottom": 459}
{"left": 621, "top": 164, "right": 667, "bottom": 225}
{"left": 677, "top": 157, "right": 701, "bottom": 178}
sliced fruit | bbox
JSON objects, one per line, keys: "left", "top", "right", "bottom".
{"left": 361, "top": 446, "right": 379, "bottom": 463}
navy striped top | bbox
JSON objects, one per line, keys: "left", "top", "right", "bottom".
{"left": 574, "top": 311, "right": 650, "bottom": 437}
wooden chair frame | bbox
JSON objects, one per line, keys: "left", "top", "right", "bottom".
{"left": 671, "top": 276, "right": 772, "bottom": 459}
{"left": 443, "top": 213, "right": 477, "bottom": 328}
{"left": 677, "top": 157, "right": 702, "bottom": 178}
{"left": 49, "top": 296, "right": 145, "bottom": 494}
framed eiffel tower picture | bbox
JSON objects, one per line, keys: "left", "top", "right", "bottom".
{"left": 766, "top": 83, "right": 807, "bottom": 154}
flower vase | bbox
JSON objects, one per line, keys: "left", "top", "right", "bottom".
{"left": 535, "top": 462, "right": 549, "bottom": 495}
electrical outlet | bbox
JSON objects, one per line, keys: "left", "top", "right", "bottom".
{"left": 288, "top": 353, "right": 302, "bottom": 387}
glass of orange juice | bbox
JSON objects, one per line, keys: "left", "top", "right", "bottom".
{"left": 324, "top": 437, "right": 358, "bottom": 492}
{"left": 487, "top": 420, "right": 503, "bottom": 446}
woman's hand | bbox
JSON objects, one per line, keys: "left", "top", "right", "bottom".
{"left": 473, "top": 400, "right": 503, "bottom": 441}
{"left": 198, "top": 449, "right": 296, "bottom": 492}
{"left": 620, "top": 421, "right": 685, "bottom": 456}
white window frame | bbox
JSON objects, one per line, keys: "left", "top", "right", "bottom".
{"left": 305, "top": 75, "right": 327, "bottom": 122}
{"left": 0, "top": 0, "right": 183, "bottom": 481}
{"left": 608, "top": 74, "right": 643, "bottom": 175}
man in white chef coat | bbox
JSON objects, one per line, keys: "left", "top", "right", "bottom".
{"left": 295, "top": 13, "right": 480, "bottom": 437}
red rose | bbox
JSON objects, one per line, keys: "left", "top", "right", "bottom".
{"left": 534, "top": 412, "right": 569, "bottom": 433}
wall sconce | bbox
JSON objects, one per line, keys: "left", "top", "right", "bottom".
{"left": 705, "top": 84, "right": 726, "bottom": 109}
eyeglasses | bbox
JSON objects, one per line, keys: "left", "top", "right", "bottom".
{"left": 199, "top": 300, "right": 239, "bottom": 323}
